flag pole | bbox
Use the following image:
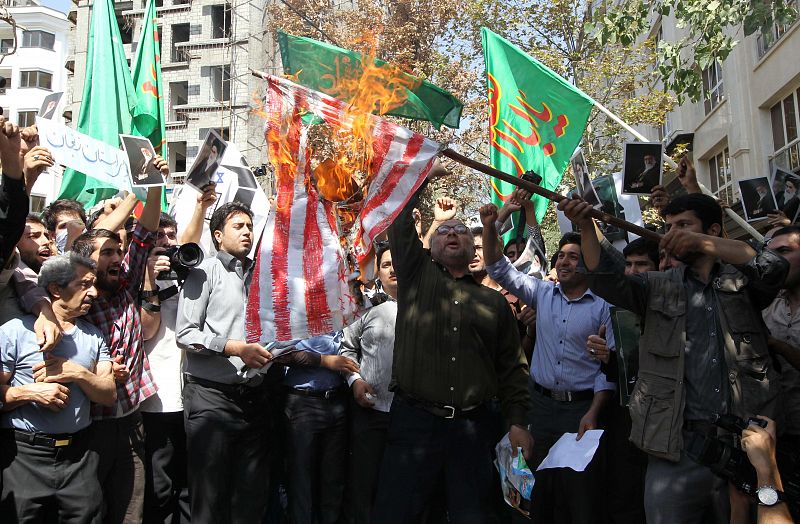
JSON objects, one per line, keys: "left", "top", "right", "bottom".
{"left": 591, "top": 99, "right": 764, "bottom": 241}
{"left": 441, "top": 148, "right": 662, "bottom": 242}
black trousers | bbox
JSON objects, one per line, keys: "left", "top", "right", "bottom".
{"left": 89, "top": 411, "right": 146, "bottom": 524}
{"left": 183, "top": 380, "right": 273, "bottom": 523}
{"left": 142, "top": 412, "right": 190, "bottom": 524}
{"left": 0, "top": 429, "right": 102, "bottom": 524}
{"left": 371, "top": 395, "right": 495, "bottom": 524}
{"left": 600, "top": 399, "right": 646, "bottom": 524}
{"left": 524, "top": 385, "right": 599, "bottom": 524}
{"left": 347, "top": 402, "right": 390, "bottom": 524}
{"left": 283, "top": 390, "right": 348, "bottom": 524}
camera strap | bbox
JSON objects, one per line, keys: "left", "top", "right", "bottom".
{"left": 158, "top": 285, "right": 180, "bottom": 302}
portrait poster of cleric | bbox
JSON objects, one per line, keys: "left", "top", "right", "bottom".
{"left": 120, "top": 135, "right": 165, "bottom": 188}
{"left": 570, "top": 148, "right": 601, "bottom": 208}
{"left": 186, "top": 129, "right": 228, "bottom": 192}
{"left": 738, "top": 176, "right": 778, "bottom": 221}
{"left": 622, "top": 142, "right": 663, "bottom": 195}
{"left": 38, "top": 91, "right": 64, "bottom": 120}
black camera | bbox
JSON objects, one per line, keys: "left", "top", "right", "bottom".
{"left": 157, "top": 243, "right": 204, "bottom": 281}
{"left": 686, "top": 414, "right": 766, "bottom": 496}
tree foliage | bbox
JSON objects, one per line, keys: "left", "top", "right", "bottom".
{"left": 591, "top": 0, "right": 798, "bottom": 102}
{"left": 265, "top": 0, "right": 674, "bottom": 250}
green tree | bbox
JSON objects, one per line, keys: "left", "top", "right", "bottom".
{"left": 591, "top": 0, "right": 798, "bottom": 102}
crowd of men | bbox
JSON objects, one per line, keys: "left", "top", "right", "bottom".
{"left": 0, "top": 115, "right": 797, "bottom": 524}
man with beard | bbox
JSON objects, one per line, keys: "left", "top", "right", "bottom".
{"left": 70, "top": 168, "right": 166, "bottom": 523}
{"left": 753, "top": 179, "right": 777, "bottom": 217}
{"left": 564, "top": 193, "right": 787, "bottom": 523}
{"left": 481, "top": 205, "right": 615, "bottom": 524}
{"left": 17, "top": 215, "right": 53, "bottom": 274}
{"left": 371, "top": 176, "right": 533, "bottom": 523}
{"left": 0, "top": 253, "right": 116, "bottom": 522}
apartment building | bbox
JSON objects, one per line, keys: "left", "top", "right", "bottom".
{"left": 0, "top": 0, "right": 69, "bottom": 210}
{"left": 66, "top": 0, "right": 279, "bottom": 194}
{"left": 637, "top": 3, "right": 800, "bottom": 235}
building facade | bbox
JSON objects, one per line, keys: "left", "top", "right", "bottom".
{"left": 0, "top": 0, "right": 70, "bottom": 211}
{"left": 66, "top": 0, "right": 279, "bottom": 196}
{"left": 639, "top": 3, "right": 800, "bottom": 232}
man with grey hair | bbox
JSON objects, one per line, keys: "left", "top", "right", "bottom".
{"left": 0, "top": 253, "right": 116, "bottom": 522}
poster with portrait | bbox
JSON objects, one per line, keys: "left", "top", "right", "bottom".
{"left": 610, "top": 307, "right": 641, "bottom": 407}
{"left": 185, "top": 129, "right": 228, "bottom": 192}
{"left": 38, "top": 92, "right": 64, "bottom": 120}
{"left": 738, "top": 176, "right": 778, "bottom": 221}
{"left": 622, "top": 142, "right": 663, "bottom": 195}
{"left": 120, "top": 135, "right": 165, "bottom": 188}
{"left": 772, "top": 167, "right": 800, "bottom": 223}
{"left": 570, "top": 148, "right": 601, "bottom": 208}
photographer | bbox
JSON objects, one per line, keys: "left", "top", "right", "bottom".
{"left": 742, "top": 417, "right": 793, "bottom": 523}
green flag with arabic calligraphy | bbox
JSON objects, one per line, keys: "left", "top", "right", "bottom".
{"left": 57, "top": 0, "right": 138, "bottom": 207}
{"left": 277, "top": 31, "right": 463, "bottom": 129}
{"left": 132, "top": 0, "right": 167, "bottom": 209}
{"left": 482, "top": 28, "right": 594, "bottom": 241}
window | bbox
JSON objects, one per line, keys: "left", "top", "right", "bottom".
{"left": 29, "top": 195, "right": 46, "bottom": 214}
{"left": 171, "top": 23, "right": 190, "bottom": 63}
{"left": 198, "top": 127, "right": 229, "bottom": 141}
{"left": 169, "top": 81, "right": 188, "bottom": 120}
{"left": 19, "top": 70, "right": 52, "bottom": 89}
{"left": 210, "top": 65, "right": 230, "bottom": 102}
{"left": 0, "top": 38, "right": 13, "bottom": 53}
{"left": 771, "top": 88, "right": 800, "bottom": 173}
{"left": 116, "top": 14, "right": 132, "bottom": 45}
{"left": 701, "top": 60, "right": 724, "bottom": 115}
{"left": 708, "top": 147, "right": 735, "bottom": 204}
{"left": 21, "top": 30, "right": 55, "bottom": 50}
{"left": 168, "top": 141, "right": 187, "bottom": 181}
{"left": 757, "top": 0, "right": 800, "bottom": 58}
{"left": 17, "top": 110, "right": 36, "bottom": 127}
{"left": 210, "top": 4, "right": 231, "bottom": 39}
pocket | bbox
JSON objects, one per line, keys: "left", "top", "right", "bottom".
{"left": 642, "top": 294, "right": 685, "bottom": 358}
{"left": 628, "top": 373, "right": 676, "bottom": 454}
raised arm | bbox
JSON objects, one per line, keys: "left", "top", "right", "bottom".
{"left": 388, "top": 183, "right": 428, "bottom": 279}
{"left": 421, "top": 196, "right": 458, "bottom": 249}
{"left": 179, "top": 183, "right": 218, "bottom": 245}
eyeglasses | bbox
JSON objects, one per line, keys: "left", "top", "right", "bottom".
{"left": 435, "top": 224, "right": 468, "bottom": 236}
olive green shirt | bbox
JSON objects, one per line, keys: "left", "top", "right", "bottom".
{"left": 387, "top": 193, "right": 530, "bottom": 427}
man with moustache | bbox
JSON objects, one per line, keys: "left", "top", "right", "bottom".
{"left": 70, "top": 170, "right": 166, "bottom": 523}
{"left": 481, "top": 204, "right": 615, "bottom": 524}
{"left": 371, "top": 176, "right": 533, "bottom": 524}
{"left": 0, "top": 253, "right": 116, "bottom": 522}
{"left": 176, "top": 201, "right": 275, "bottom": 522}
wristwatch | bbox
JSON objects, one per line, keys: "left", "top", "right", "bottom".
{"left": 756, "top": 485, "right": 785, "bottom": 506}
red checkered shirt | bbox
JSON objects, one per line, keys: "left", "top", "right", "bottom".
{"left": 88, "top": 224, "right": 158, "bottom": 419}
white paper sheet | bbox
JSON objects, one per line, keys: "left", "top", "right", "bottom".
{"left": 536, "top": 430, "right": 604, "bottom": 472}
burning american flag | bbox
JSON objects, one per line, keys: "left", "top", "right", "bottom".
{"left": 246, "top": 73, "right": 444, "bottom": 343}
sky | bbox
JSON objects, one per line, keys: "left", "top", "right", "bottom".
{"left": 41, "top": 0, "right": 70, "bottom": 14}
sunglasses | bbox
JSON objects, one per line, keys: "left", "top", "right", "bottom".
{"left": 435, "top": 224, "right": 469, "bottom": 235}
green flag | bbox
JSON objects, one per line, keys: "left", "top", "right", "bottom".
{"left": 277, "top": 31, "right": 463, "bottom": 129}
{"left": 58, "top": 0, "right": 138, "bottom": 207}
{"left": 482, "top": 28, "right": 594, "bottom": 241}
{"left": 131, "top": 0, "right": 167, "bottom": 209}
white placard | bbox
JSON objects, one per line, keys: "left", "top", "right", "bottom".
{"left": 36, "top": 116, "right": 132, "bottom": 193}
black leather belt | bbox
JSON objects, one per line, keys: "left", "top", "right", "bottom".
{"left": 10, "top": 428, "right": 83, "bottom": 448}
{"left": 396, "top": 391, "right": 485, "bottom": 419}
{"left": 185, "top": 374, "right": 262, "bottom": 396}
{"left": 533, "top": 382, "right": 594, "bottom": 402}
{"left": 285, "top": 387, "right": 346, "bottom": 400}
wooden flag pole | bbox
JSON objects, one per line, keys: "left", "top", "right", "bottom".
{"left": 441, "top": 148, "right": 663, "bottom": 243}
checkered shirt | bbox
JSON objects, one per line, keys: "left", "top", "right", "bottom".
{"left": 88, "top": 224, "right": 158, "bottom": 419}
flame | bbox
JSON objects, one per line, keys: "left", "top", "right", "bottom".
{"left": 311, "top": 38, "right": 420, "bottom": 205}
